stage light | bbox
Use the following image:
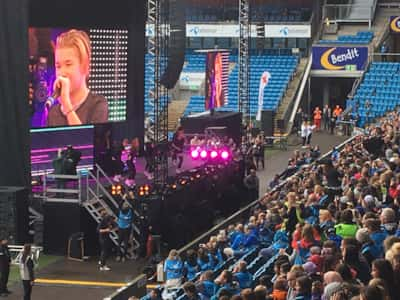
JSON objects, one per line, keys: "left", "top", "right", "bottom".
{"left": 221, "top": 150, "right": 229, "bottom": 160}
{"left": 200, "top": 150, "right": 208, "bottom": 159}
{"left": 210, "top": 150, "right": 218, "bottom": 159}
{"left": 172, "top": 184, "right": 177, "bottom": 189}
{"left": 191, "top": 149, "right": 199, "bottom": 159}
{"left": 144, "top": 185, "right": 150, "bottom": 192}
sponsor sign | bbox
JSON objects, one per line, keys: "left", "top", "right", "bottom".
{"left": 265, "top": 25, "right": 311, "bottom": 38}
{"left": 145, "top": 24, "right": 311, "bottom": 38}
{"left": 179, "top": 72, "right": 205, "bottom": 90}
{"left": 312, "top": 46, "right": 368, "bottom": 71}
{"left": 390, "top": 16, "right": 400, "bottom": 33}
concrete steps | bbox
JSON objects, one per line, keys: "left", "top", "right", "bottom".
{"left": 273, "top": 57, "right": 308, "bottom": 134}
{"left": 168, "top": 99, "right": 189, "bottom": 131}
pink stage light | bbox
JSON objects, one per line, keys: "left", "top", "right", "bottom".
{"left": 221, "top": 150, "right": 229, "bottom": 160}
{"left": 200, "top": 150, "right": 208, "bottom": 159}
{"left": 191, "top": 149, "right": 199, "bottom": 159}
{"left": 210, "top": 150, "right": 218, "bottom": 159}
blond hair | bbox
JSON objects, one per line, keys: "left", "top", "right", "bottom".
{"left": 56, "top": 29, "right": 91, "bottom": 77}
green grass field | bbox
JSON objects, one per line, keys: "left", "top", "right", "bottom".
{"left": 8, "top": 255, "right": 62, "bottom": 285}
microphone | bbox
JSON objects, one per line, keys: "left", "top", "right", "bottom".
{"left": 44, "top": 88, "right": 60, "bottom": 109}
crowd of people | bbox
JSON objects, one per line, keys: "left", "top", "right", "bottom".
{"left": 134, "top": 108, "right": 400, "bottom": 300}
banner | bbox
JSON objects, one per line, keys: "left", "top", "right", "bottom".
{"left": 390, "top": 16, "right": 400, "bottom": 33}
{"left": 256, "top": 71, "right": 271, "bottom": 121}
{"left": 265, "top": 25, "right": 311, "bottom": 38}
{"left": 145, "top": 24, "right": 311, "bottom": 38}
{"left": 312, "top": 46, "right": 368, "bottom": 71}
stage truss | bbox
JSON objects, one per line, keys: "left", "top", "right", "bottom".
{"left": 238, "top": 0, "right": 250, "bottom": 125}
{"left": 147, "top": 0, "right": 169, "bottom": 188}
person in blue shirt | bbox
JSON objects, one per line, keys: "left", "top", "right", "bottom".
{"left": 184, "top": 249, "right": 199, "bottom": 281}
{"left": 117, "top": 202, "right": 133, "bottom": 262}
{"left": 212, "top": 270, "right": 240, "bottom": 300}
{"left": 197, "top": 247, "right": 212, "bottom": 272}
{"left": 233, "top": 261, "right": 253, "bottom": 289}
{"left": 197, "top": 270, "right": 217, "bottom": 299}
{"left": 164, "top": 249, "right": 183, "bottom": 287}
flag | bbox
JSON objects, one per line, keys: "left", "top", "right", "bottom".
{"left": 256, "top": 71, "right": 271, "bottom": 121}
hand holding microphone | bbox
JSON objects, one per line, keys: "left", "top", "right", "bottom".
{"left": 52, "top": 75, "right": 73, "bottom": 112}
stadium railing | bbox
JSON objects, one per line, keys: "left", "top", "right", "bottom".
{"left": 103, "top": 131, "right": 359, "bottom": 300}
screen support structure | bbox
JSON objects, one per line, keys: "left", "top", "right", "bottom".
{"left": 238, "top": 0, "right": 250, "bottom": 127}
{"left": 147, "top": 0, "right": 169, "bottom": 188}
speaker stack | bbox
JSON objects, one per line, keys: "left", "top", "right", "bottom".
{"left": 160, "top": 0, "right": 186, "bottom": 89}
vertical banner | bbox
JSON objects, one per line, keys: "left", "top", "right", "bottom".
{"left": 205, "top": 51, "right": 229, "bottom": 110}
{"left": 256, "top": 71, "right": 271, "bottom": 121}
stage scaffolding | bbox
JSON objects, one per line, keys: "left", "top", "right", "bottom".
{"left": 238, "top": 0, "right": 250, "bottom": 125}
{"left": 147, "top": 0, "right": 169, "bottom": 188}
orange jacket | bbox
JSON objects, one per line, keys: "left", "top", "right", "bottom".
{"left": 270, "top": 289, "right": 288, "bottom": 300}
{"left": 314, "top": 109, "right": 322, "bottom": 120}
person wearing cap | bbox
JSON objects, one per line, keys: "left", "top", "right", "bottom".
{"left": 0, "top": 238, "right": 11, "bottom": 296}
{"left": 116, "top": 202, "right": 133, "bottom": 262}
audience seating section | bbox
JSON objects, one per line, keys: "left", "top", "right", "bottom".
{"left": 319, "top": 31, "right": 373, "bottom": 45}
{"left": 183, "top": 55, "right": 298, "bottom": 117}
{"left": 346, "top": 62, "right": 400, "bottom": 126}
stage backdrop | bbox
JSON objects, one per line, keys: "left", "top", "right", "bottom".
{"left": 0, "top": 0, "right": 30, "bottom": 187}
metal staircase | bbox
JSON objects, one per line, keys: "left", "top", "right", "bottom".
{"left": 84, "top": 166, "right": 141, "bottom": 251}
{"left": 41, "top": 164, "right": 141, "bottom": 253}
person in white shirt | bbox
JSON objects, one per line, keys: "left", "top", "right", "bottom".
{"left": 306, "top": 121, "right": 316, "bottom": 146}
{"left": 19, "top": 244, "right": 34, "bottom": 300}
{"left": 301, "top": 121, "right": 308, "bottom": 147}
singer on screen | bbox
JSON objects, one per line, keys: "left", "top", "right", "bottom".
{"left": 47, "top": 29, "right": 108, "bottom": 126}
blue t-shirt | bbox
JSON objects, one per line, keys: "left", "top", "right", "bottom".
{"left": 164, "top": 258, "right": 183, "bottom": 280}
{"left": 117, "top": 209, "right": 132, "bottom": 229}
{"left": 199, "top": 280, "right": 217, "bottom": 298}
{"left": 234, "top": 271, "right": 253, "bottom": 289}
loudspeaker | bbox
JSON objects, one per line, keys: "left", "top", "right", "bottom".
{"left": 160, "top": 0, "right": 186, "bottom": 89}
{"left": 261, "top": 110, "right": 275, "bottom": 136}
{"left": 43, "top": 202, "right": 81, "bottom": 254}
{"left": 0, "top": 187, "right": 29, "bottom": 243}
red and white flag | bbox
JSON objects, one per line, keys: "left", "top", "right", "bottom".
{"left": 256, "top": 71, "right": 271, "bottom": 121}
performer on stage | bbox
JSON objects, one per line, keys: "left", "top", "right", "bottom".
{"left": 47, "top": 29, "right": 108, "bottom": 126}
{"left": 171, "top": 126, "right": 185, "bottom": 174}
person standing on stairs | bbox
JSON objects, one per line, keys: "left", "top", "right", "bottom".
{"left": 98, "top": 210, "right": 115, "bottom": 271}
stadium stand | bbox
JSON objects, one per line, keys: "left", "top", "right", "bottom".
{"left": 183, "top": 55, "right": 298, "bottom": 117}
{"left": 141, "top": 108, "right": 400, "bottom": 300}
{"left": 185, "top": 4, "right": 312, "bottom": 23}
{"left": 347, "top": 62, "right": 400, "bottom": 126}
{"left": 318, "top": 31, "right": 374, "bottom": 45}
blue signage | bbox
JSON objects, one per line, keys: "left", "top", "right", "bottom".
{"left": 312, "top": 46, "right": 368, "bottom": 71}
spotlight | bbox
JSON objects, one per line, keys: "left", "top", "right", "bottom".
{"left": 191, "top": 149, "right": 199, "bottom": 159}
{"left": 221, "top": 150, "right": 229, "bottom": 160}
{"left": 210, "top": 150, "right": 218, "bottom": 159}
{"left": 111, "top": 184, "right": 123, "bottom": 195}
{"left": 200, "top": 150, "right": 208, "bottom": 159}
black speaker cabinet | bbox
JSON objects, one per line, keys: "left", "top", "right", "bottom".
{"left": 261, "top": 110, "right": 275, "bottom": 136}
{"left": 0, "top": 187, "right": 29, "bottom": 243}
